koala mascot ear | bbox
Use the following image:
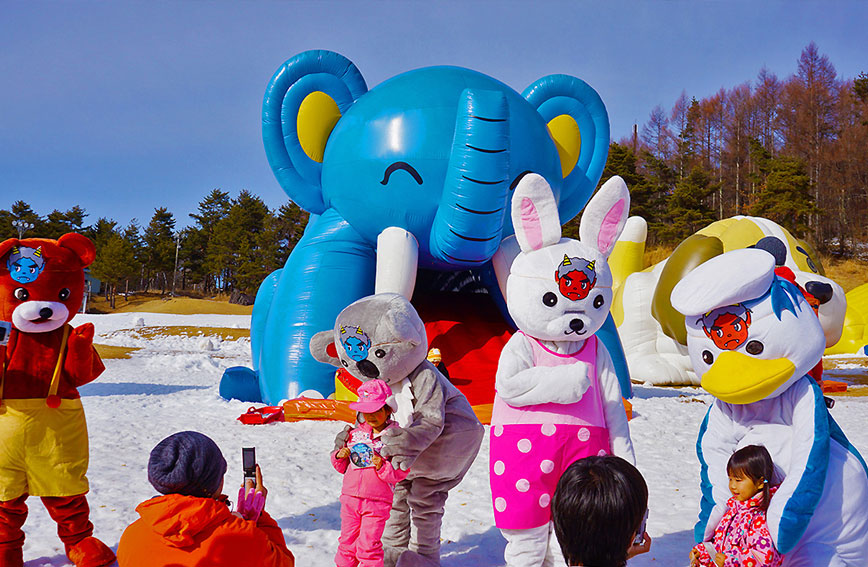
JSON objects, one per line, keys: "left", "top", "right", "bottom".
{"left": 263, "top": 50, "right": 368, "bottom": 214}
{"left": 523, "top": 75, "right": 609, "bottom": 225}
{"left": 57, "top": 233, "right": 96, "bottom": 267}
{"left": 511, "top": 173, "right": 562, "bottom": 254}
{"left": 579, "top": 176, "right": 630, "bottom": 259}
{"left": 384, "top": 295, "right": 426, "bottom": 348}
{"left": 310, "top": 329, "right": 341, "bottom": 367}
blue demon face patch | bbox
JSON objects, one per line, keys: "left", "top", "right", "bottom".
{"left": 6, "top": 246, "right": 46, "bottom": 284}
{"left": 340, "top": 325, "right": 371, "bottom": 361}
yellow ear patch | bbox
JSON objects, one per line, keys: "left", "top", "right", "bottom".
{"left": 298, "top": 91, "right": 341, "bottom": 163}
{"left": 547, "top": 114, "right": 581, "bottom": 178}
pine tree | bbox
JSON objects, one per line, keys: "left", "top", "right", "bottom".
{"left": 43, "top": 206, "right": 88, "bottom": 239}
{"left": 187, "top": 190, "right": 232, "bottom": 292}
{"left": 143, "top": 208, "right": 176, "bottom": 294}
{"left": 659, "top": 167, "right": 718, "bottom": 243}
{"left": 749, "top": 155, "right": 817, "bottom": 237}
{"left": 90, "top": 232, "right": 139, "bottom": 309}
{"left": 85, "top": 218, "right": 118, "bottom": 252}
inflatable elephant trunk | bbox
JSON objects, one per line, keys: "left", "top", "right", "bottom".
{"left": 430, "top": 88, "right": 510, "bottom": 266}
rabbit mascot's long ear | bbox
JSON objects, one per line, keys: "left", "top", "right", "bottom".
{"left": 579, "top": 176, "right": 630, "bottom": 259}
{"left": 512, "top": 173, "right": 563, "bottom": 253}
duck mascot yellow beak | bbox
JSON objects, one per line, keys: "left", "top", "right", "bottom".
{"left": 701, "top": 351, "right": 794, "bottom": 404}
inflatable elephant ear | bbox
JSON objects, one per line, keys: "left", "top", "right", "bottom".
{"left": 523, "top": 75, "right": 609, "bottom": 224}
{"left": 263, "top": 50, "right": 368, "bottom": 214}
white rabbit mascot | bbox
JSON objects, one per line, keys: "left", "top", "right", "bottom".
{"left": 491, "top": 174, "right": 636, "bottom": 566}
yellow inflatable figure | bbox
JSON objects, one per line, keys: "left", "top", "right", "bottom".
{"left": 825, "top": 282, "right": 868, "bottom": 355}
{"left": 609, "top": 216, "right": 848, "bottom": 385}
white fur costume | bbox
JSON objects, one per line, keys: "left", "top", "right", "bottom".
{"left": 492, "top": 174, "right": 635, "bottom": 567}
{"left": 671, "top": 248, "right": 868, "bottom": 567}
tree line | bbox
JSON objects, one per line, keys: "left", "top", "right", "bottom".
{"left": 565, "top": 42, "right": 868, "bottom": 255}
{"left": 3, "top": 43, "right": 864, "bottom": 305}
{"left": 0, "top": 191, "right": 309, "bottom": 307}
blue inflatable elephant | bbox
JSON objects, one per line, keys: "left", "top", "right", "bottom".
{"left": 221, "top": 50, "right": 623, "bottom": 405}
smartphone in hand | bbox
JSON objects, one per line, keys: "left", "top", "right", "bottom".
{"left": 242, "top": 447, "right": 256, "bottom": 481}
{"left": 633, "top": 509, "right": 649, "bottom": 545}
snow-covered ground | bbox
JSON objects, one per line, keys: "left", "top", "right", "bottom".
{"left": 18, "top": 313, "right": 868, "bottom": 566}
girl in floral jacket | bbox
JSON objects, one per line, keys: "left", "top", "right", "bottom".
{"left": 690, "top": 445, "right": 782, "bottom": 567}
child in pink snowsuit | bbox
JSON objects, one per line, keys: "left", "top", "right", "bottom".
{"left": 690, "top": 445, "right": 782, "bottom": 567}
{"left": 332, "top": 379, "right": 409, "bottom": 567}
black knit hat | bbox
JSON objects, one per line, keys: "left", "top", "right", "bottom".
{"left": 147, "top": 431, "right": 228, "bottom": 497}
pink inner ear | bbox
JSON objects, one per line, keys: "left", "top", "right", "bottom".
{"left": 597, "top": 199, "right": 626, "bottom": 254}
{"left": 520, "top": 197, "right": 544, "bottom": 251}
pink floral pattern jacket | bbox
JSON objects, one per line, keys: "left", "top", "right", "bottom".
{"left": 692, "top": 487, "right": 782, "bottom": 567}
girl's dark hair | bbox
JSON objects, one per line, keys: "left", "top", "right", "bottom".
{"left": 552, "top": 456, "right": 648, "bottom": 567}
{"left": 727, "top": 445, "right": 774, "bottom": 510}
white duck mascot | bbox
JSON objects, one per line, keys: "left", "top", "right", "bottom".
{"left": 671, "top": 248, "right": 868, "bottom": 566}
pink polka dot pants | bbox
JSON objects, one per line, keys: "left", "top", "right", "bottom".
{"left": 489, "top": 422, "right": 610, "bottom": 529}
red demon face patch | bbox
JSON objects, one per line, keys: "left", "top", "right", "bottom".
{"left": 555, "top": 255, "right": 596, "bottom": 301}
{"left": 701, "top": 305, "right": 752, "bottom": 350}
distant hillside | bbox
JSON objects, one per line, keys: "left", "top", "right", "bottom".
{"left": 86, "top": 293, "right": 253, "bottom": 315}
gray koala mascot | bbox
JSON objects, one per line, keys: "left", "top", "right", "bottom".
{"left": 310, "top": 293, "right": 484, "bottom": 567}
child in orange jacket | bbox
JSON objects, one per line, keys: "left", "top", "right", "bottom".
{"left": 118, "top": 431, "right": 294, "bottom": 567}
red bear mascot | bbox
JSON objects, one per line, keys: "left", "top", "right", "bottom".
{"left": 0, "top": 234, "right": 115, "bottom": 567}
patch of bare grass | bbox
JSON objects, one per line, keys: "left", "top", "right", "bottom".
{"left": 105, "top": 326, "right": 250, "bottom": 341}
{"left": 821, "top": 256, "right": 868, "bottom": 292}
{"left": 93, "top": 345, "right": 141, "bottom": 359}
{"left": 88, "top": 293, "right": 252, "bottom": 315}
{"left": 644, "top": 244, "right": 675, "bottom": 269}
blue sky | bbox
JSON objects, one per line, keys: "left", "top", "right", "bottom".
{"left": 2, "top": 1, "right": 867, "bottom": 230}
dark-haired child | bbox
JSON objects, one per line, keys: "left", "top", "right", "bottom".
{"left": 552, "top": 455, "right": 651, "bottom": 567}
{"left": 332, "top": 379, "right": 409, "bottom": 567}
{"left": 690, "top": 444, "right": 782, "bottom": 567}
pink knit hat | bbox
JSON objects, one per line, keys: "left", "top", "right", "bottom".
{"left": 349, "top": 379, "right": 392, "bottom": 413}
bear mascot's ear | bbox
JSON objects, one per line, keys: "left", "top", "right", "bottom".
{"left": 523, "top": 75, "right": 609, "bottom": 225}
{"left": 310, "top": 329, "right": 341, "bottom": 367}
{"left": 0, "top": 238, "right": 20, "bottom": 260}
{"left": 57, "top": 233, "right": 96, "bottom": 267}
{"left": 263, "top": 50, "right": 368, "bottom": 215}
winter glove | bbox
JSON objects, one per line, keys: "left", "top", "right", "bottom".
{"left": 236, "top": 487, "right": 266, "bottom": 522}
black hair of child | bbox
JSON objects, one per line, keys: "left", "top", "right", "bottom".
{"left": 552, "top": 456, "right": 648, "bottom": 567}
{"left": 727, "top": 444, "right": 774, "bottom": 511}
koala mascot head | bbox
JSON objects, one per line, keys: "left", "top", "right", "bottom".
{"left": 310, "top": 293, "right": 428, "bottom": 387}
{"left": 500, "top": 173, "right": 629, "bottom": 342}
{"left": 1, "top": 233, "right": 96, "bottom": 334}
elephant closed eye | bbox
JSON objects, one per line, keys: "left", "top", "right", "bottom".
{"left": 381, "top": 162, "right": 423, "bottom": 186}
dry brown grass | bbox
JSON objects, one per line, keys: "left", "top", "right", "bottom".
{"left": 821, "top": 256, "right": 868, "bottom": 293}
{"left": 88, "top": 293, "right": 252, "bottom": 315}
{"left": 101, "top": 326, "right": 250, "bottom": 341}
{"left": 93, "top": 345, "right": 141, "bottom": 359}
{"left": 826, "top": 387, "right": 868, "bottom": 398}
{"left": 640, "top": 246, "right": 866, "bottom": 292}
{"left": 133, "top": 326, "right": 250, "bottom": 340}
{"left": 643, "top": 244, "right": 675, "bottom": 269}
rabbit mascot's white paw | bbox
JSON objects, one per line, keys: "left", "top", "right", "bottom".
{"left": 490, "top": 174, "right": 637, "bottom": 567}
